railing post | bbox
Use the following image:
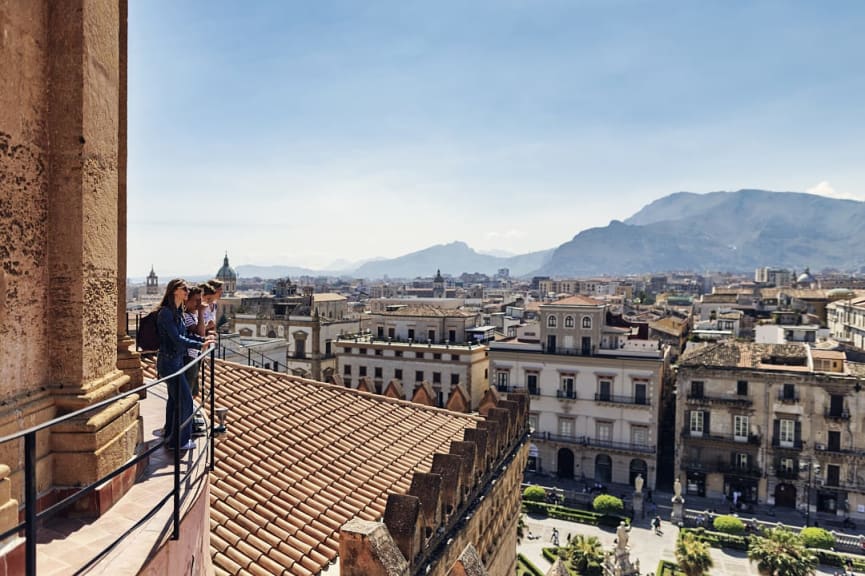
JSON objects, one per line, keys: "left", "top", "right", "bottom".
{"left": 247, "top": 348, "right": 251, "bottom": 367}
{"left": 172, "top": 375, "right": 181, "bottom": 540}
{"left": 209, "top": 347, "right": 216, "bottom": 472}
{"left": 24, "top": 431, "right": 36, "bottom": 576}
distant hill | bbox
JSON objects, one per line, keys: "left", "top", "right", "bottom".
{"left": 353, "top": 241, "right": 553, "bottom": 279}
{"left": 540, "top": 189, "right": 865, "bottom": 275}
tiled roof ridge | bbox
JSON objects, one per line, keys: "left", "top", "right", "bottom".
{"left": 216, "top": 359, "right": 483, "bottom": 420}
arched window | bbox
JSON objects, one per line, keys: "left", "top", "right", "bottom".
{"left": 564, "top": 315, "right": 575, "bottom": 328}
{"left": 582, "top": 316, "right": 592, "bottom": 329}
{"left": 548, "top": 315, "right": 557, "bottom": 328}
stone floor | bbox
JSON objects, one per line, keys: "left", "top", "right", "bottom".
{"left": 36, "top": 381, "right": 210, "bottom": 575}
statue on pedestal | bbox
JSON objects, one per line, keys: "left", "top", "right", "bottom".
{"left": 634, "top": 473, "right": 644, "bottom": 494}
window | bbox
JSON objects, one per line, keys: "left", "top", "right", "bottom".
{"left": 448, "top": 329, "right": 456, "bottom": 342}
{"left": 433, "top": 353, "right": 442, "bottom": 360}
{"left": 598, "top": 378, "right": 612, "bottom": 401}
{"left": 408, "top": 329, "right": 415, "bottom": 340}
{"left": 737, "top": 380, "right": 748, "bottom": 396}
{"left": 428, "top": 329, "right": 435, "bottom": 342}
{"left": 527, "top": 373, "right": 539, "bottom": 395}
{"left": 780, "top": 458, "right": 794, "bottom": 475}
{"left": 433, "top": 372, "right": 441, "bottom": 384}
{"left": 782, "top": 383, "right": 796, "bottom": 401}
{"left": 582, "top": 316, "right": 592, "bottom": 329}
{"left": 358, "top": 348, "right": 367, "bottom": 355}
{"left": 564, "top": 315, "right": 575, "bottom": 328}
{"left": 377, "top": 326, "right": 384, "bottom": 338}
{"left": 359, "top": 366, "right": 367, "bottom": 377}
{"left": 690, "top": 381, "right": 704, "bottom": 399}
{"left": 374, "top": 349, "right": 382, "bottom": 356}
{"left": 735, "top": 453, "right": 749, "bottom": 470}
{"left": 634, "top": 380, "right": 648, "bottom": 405}
{"left": 343, "top": 365, "right": 352, "bottom": 375}
{"left": 395, "top": 350, "right": 403, "bottom": 357}
{"left": 416, "top": 352, "right": 425, "bottom": 359}
{"left": 827, "top": 464, "right": 841, "bottom": 487}
{"left": 734, "top": 415, "right": 749, "bottom": 442}
{"left": 374, "top": 367, "right": 382, "bottom": 378}
{"left": 779, "top": 419, "right": 795, "bottom": 447}
{"left": 495, "top": 370, "right": 509, "bottom": 389}
{"left": 388, "top": 327, "right": 395, "bottom": 338}
{"left": 631, "top": 425, "right": 648, "bottom": 446}
{"left": 560, "top": 375, "right": 575, "bottom": 399}
{"left": 558, "top": 418, "right": 574, "bottom": 437}
{"left": 395, "top": 369, "right": 403, "bottom": 381}
{"left": 415, "top": 370, "right": 423, "bottom": 382}
{"left": 690, "top": 411, "right": 705, "bottom": 436}
{"left": 596, "top": 421, "right": 612, "bottom": 442}
{"left": 528, "top": 414, "right": 539, "bottom": 432}
{"left": 451, "top": 354, "right": 460, "bottom": 361}
{"left": 548, "top": 315, "right": 557, "bottom": 328}
{"left": 451, "top": 374, "right": 459, "bottom": 385}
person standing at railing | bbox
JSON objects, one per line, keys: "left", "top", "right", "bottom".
{"left": 182, "top": 286, "right": 207, "bottom": 396}
{"left": 203, "top": 279, "right": 224, "bottom": 334}
{"left": 157, "top": 279, "right": 214, "bottom": 451}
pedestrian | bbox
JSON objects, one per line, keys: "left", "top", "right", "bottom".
{"left": 157, "top": 279, "right": 214, "bottom": 450}
{"left": 653, "top": 515, "right": 663, "bottom": 535}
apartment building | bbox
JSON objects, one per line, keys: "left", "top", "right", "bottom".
{"left": 676, "top": 341, "right": 865, "bottom": 519}
{"left": 335, "top": 305, "right": 490, "bottom": 410}
{"left": 828, "top": 292, "right": 865, "bottom": 350}
{"left": 488, "top": 296, "right": 670, "bottom": 489}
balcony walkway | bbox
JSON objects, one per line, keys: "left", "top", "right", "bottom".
{"left": 36, "top": 380, "right": 209, "bottom": 575}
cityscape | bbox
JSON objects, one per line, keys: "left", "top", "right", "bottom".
{"left": 4, "top": 2, "right": 865, "bottom": 576}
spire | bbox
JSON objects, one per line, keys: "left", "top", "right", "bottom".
{"left": 224, "top": 252, "right": 230, "bottom": 266}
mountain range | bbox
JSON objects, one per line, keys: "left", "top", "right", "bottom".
{"left": 234, "top": 189, "right": 865, "bottom": 280}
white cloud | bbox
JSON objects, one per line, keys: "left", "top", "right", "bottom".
{"left": 806, "top": 181, "right": 862, "bottom": 201}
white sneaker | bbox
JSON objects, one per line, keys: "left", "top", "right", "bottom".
{"left": 180, "top": 441, "right": 196, "bottom": 451}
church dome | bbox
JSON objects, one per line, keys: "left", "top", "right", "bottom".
{"left": 797, "top": 267, "right": 815, "bottom": 285}
{"left": 217, "top": 253, "right": 237, "bottom": 281}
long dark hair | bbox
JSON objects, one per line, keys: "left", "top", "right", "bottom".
{"left": 157, "top": 278, "right": 187, "bottom": 312}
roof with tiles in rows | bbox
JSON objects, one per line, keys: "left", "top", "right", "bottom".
{"left": 145, "top": 359, "right": 480, "bottom": 575}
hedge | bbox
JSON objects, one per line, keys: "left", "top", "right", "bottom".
{"left": 523, "top": 485, "right": 546, "bottom": 502}
{"left": 657, "top": 560, "right": 686, "bottom": 576}
{"left": 522, "top": 501, "right": 628, "bottom": 527}
{"left": 800, "top": 527, "right": 835, "bottom": 550}
{"left": 712, "top": 514, "right": 746, "bottom": 535}
{"left": 517, "top": 553, "right": 546, "bottom": 576}
{"left": 812, "top": 549, "right": 865, "bottom": 571}
{"left": 682, "top": 527, "right": 749, "bottom": 550}
{"left": 543, "top": 547, "right": 559, "bottom": 563}
{"left": 592, "top": 494, "right": 624, "bottom": 515}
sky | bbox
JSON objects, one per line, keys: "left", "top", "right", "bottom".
{"left": 127, "top": 0, "right": 865, "bottom": 278}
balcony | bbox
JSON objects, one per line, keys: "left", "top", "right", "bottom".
{"left": 824, "top": 409, "right": 851, "bottom": 421}
{"left": 681, "top": 428, "right": 762, "bottom": 446}
{"left": 776, "top": 468, "right": 800, "bottom": 480}
{"left": 777, "top": 390, "right": 800, "bottom": 403}
{"left": 556, "top": 390, "right": 577, "bottom": 400}
{"left": 539, "top": 433, "right": 655, "bottom": 454}
{"left": 771, "top": 437, "right": 804, "bottom": 450}
{"left": 685, "top": 393, "right": 752, "bottom": 407}
{"left": 682, "top": 458, "right": 761, "bottom": 477}
{"left": 593, "top": 393, "right": 649, "bottom": 406}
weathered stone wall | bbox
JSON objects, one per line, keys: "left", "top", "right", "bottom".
{"left": 0, "top": 0, "right": 52, "bottom": 403}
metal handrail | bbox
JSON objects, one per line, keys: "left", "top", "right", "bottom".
{"left": 0, "top": 345, "right": 218, "bottom": 576}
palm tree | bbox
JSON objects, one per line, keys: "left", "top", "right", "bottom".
{"left": 566, "top": 534, "right": 604, "bottom": 576}
{"left": 675, "top": 531, "right": 713, "bottom": 576}
{"left": 747, "top": 527, "right": 817, "bottom": 576}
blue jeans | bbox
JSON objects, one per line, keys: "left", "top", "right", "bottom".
{"left": 159, "top": 359, "right": 193, "bottom": 447}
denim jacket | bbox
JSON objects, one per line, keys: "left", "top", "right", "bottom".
{"left": 157, "top": 305, "right": 203, "bottom": 375}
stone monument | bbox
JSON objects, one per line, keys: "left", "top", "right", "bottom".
{"left": 603, "top": 521, "right": 639, "bottom": 576}
{"left": 632, "top": 473, "right": 644, "bottom": 519}
{"left": 670, "top": 477, "right": 685, "bottom": 526}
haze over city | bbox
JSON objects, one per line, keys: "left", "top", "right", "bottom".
{"left": 127, "top": 1, "right": 865, "bottom": 277}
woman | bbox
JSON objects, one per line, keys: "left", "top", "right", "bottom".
{"left": 157, "top": 279, "right": 213, "bottom": 450}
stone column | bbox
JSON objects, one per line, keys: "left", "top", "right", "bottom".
{"left": 114, "top": 0, "right": 143, "bottom": 392}
{"left": 46, "top": 0, "right": 141, "bottom": 487}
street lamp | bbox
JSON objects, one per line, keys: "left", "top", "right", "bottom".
{"left": 801, "top": 459, "right": 822, "bottom": 527}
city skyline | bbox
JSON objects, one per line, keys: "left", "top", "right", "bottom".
{"left": 128, "top": 1, "right": 865, "bottom": 276}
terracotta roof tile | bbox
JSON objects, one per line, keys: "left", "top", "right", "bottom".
{"left": 145, "top": 358, "right": 480, "bottom": 575}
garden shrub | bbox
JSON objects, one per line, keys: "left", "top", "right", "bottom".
{"left": 592, "top": 494, "right": 624, "bottom": 515}
{"left": 523, "top": 485, "right": 546, "bottom": 502}
{"left": 800, "top": 527, "right": 835, "bottom": 550}
{"left": 712, "top": 514, "right": 745, "bottom": 535}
